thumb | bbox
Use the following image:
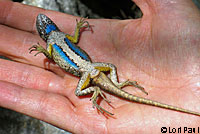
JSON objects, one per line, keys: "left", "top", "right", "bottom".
{"left": 133, "top": 0, "right": 199, "bottom": 19}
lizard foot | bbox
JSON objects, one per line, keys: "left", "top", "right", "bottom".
{"left": 118, "top": 80, "right": 148, "bottom": 95}
{"left": 29, "top": 43, "right": 52, "bottom": 59}
{"left": 90, "top": 88, "right": 113, "bottom": 115}
{"left": 29, "top": 43, "right": 46, "bottom": 56}
{"left": 76, "top": 17, "right": 90, "bottom": 29}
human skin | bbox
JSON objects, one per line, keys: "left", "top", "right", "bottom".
{"left": 0, "top": 0, "right": 200, "bottom": 133}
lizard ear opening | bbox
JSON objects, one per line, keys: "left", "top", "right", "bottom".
{"left": 36, "top": 14, "right": 60, "bottom": 41}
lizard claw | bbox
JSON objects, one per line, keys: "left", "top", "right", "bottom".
{"left": 76, "top": 17, "right": 90, "bottom": 30}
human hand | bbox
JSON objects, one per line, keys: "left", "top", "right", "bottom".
{"left": 0, "top": 0, "right": 200, "bottom": 133}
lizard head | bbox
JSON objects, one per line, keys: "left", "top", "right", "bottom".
{"left": 36, "top": 14, "right": 60, "bottom": 42}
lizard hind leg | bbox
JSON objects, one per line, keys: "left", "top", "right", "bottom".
{"left": 74, "top": 72, "right": 113, "bottom": 115}
{"left": 93, "top": 62, "right": 148, "bottom": 95}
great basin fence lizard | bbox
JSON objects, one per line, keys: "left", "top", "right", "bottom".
{"left": 29, "top": 14, "right": 200, "bottom": 116}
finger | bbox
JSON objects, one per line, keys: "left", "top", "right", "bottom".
{"left": 0, "top": 58, "right": 115, "bottom": 115}
{"left": 0, "top": 23, "right": 42, "bottom": 59}
{"left": 0, "top": 81, "right": 107, "bottom": 133}
{"left": 0, "top": 58, "right": 78, "bottom": 96}
{"left": 0, "top": 23, "right": 50, "bottom": 67}
{"left": 132, "top": 0, "right": 199, "bottom": 17}
{"left": 0, "top": 24, "right": 71, "bottom": 71}
{"left": 0, "top": 58, "right": 97, "bottom": 109}
{"left": 0, "top": 1, "right": 94, "bottom": 65}
{"left": 0, "top": 0, "right": 81, "bottom": 33}
{"left": 0, "top": 21, "right": 68, "bottom": 71}
{"left": 0, "top": 0, "right": 37, "bottom": 33}
{"left": 0, "top": 80, "right": 75, "bottom": 132}
{"left": 0, "top": 1, "right": 120, "bottom": 63}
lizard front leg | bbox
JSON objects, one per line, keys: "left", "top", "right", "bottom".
{"left": 29, "top": 43, "right": 52, "bottom": 59}
{"left": 75, "top": 72, "right": 113, "bottom": 115}
{"left": 93, "top": 62, "right": 148, "bottom": 95}
{"left": 66, "top": 17, "right": 90, "bottom": 44}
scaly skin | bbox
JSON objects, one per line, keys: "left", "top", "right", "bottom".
{"left": 92, "top": 72, "right": 200, "bottom": 116}
{"left": 29, "top": 14, "right": 200, "bottom": 116}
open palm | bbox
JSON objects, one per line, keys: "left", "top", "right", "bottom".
{"left": 0, "top": 0, "right": 200, "bottom": 133}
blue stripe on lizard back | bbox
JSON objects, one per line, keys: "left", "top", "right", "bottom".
{"left": 45, "top": 24, "right": 57, "bottom": 34}
{"left": 52, "top": 43, "right": 79, "bottom": 69}
{"left": 64, "top": 37, "right": 90, "bottom": 61}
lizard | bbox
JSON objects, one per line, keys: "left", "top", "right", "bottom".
{"left": 29, "top": 14, "right": 200, "bottom": 116}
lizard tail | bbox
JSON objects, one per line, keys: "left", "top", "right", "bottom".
{"left": 112, "top": 88, "right": 200, "bottom": 116}
{"left": 93, "top": 72, "right": 200, "bottom": 116}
